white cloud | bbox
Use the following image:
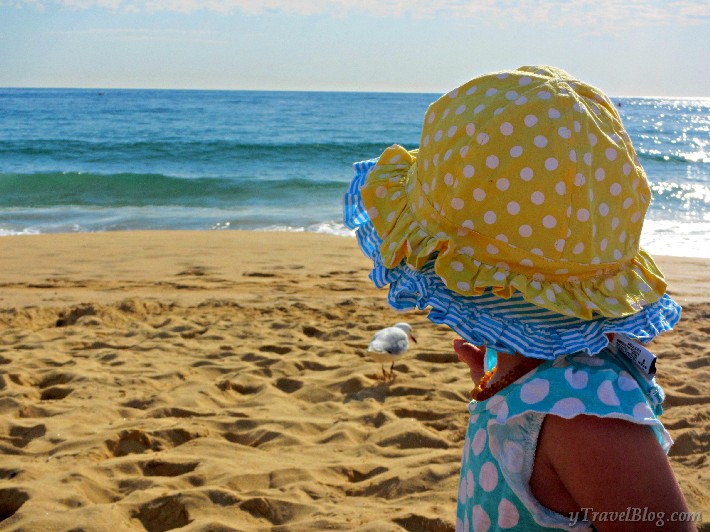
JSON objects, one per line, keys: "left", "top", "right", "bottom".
{"left": 4, "top": 0, "right": 710, "bottom": 29}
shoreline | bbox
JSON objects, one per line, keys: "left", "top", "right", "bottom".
{"left": 2, "top": 220, "right": 710, "bottom": 259}
{"left": 0, "top": 230, "right": 707, "bottom": 529}
{"left": 0, "top": 230, "right": 707, "bottom": 307}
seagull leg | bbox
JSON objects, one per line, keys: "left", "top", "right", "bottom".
{"left": 381, "top": 364, "right": 387, "bottom": 381}
{"left": 389, "top": 362, "right": 396, "bottom": 382}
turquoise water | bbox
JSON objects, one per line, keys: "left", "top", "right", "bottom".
{"left": 0, "top": 89, "right": 708, "bottom": 256}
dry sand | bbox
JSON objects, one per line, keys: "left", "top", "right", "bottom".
{"left": 0, "top": 231, "right": 707, "bottom": 531}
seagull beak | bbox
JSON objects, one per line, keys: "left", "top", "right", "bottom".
{"left": 410, "top": 334, "right": 417, "bottom": 343}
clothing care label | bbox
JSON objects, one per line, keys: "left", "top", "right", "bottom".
{"left": 610, "top": 334, "right": 657, "bottom": 375}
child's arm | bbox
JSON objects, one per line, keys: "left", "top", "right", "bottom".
{"left": 453, "top": 338, "right": 485, "bottom": 384}
{"left": 537, "top": 414, "right": 696, "bottom": 531}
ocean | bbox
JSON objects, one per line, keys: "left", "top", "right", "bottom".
{"left": 1, "top": 88, "right": 708, "bottom": 257}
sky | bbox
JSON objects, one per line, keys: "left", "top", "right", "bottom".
{"left": 1, "top": 1, "right": 709, "bottom": 96}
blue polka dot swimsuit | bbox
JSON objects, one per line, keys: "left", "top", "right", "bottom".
{"left": 456, "top": 348, "right": 671, "bottom": 531}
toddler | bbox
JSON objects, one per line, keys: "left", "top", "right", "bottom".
{"left": 344, "top": 66, "right": 694, "bottom": 531}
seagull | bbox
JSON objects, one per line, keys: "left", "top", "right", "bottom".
{"left": 368, "top": 323, "right": 417, "bottom": 381}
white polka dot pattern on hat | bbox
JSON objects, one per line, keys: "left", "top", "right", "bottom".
{"left": 361, "top": 66, "right": 668, "bottom": 320}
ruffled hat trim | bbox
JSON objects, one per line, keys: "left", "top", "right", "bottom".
{"left": 345, "top": 158, "right": 681, "bottom": 359}
{"left": 360, "top": 146, "right": 668, "bottom": 320}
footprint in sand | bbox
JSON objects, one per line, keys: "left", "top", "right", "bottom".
{"left": 38, "top": 371, "right": 75, "bottom": 389}
{"left": 224, "top": 430, "right": 280, "bottom": 448}
{"left": 394, "top": 514, "right": 452, "bottom": 531}
{"left": 239, "top": 497, "right": 313, "bottom": 527}
{"left": 217, "top": 380, "right": 261, "bottom": 395}
{"left": 415, "top": 351, "right": 459, "bottom": 364}
{"left": 275, "top": 377, "right": 303, "bottom": 394}
{"left": 685, "top": 358, "right": 710, "bottom": 369}
{"left": 100, "top": 353, "right": 123, "bottom": 366}
{"left": 393, "top": 407, "right": 442, "bottom": 422}
{"left": 176, "top": 266, "right": 209, "bottom": 277}
{"left": 302, "top": 325, "right": 326, "bottom": 339}
{"left": 206, "top": 489, "right": 240, "bottom": 507}
{"left": 295, "top": 360, "right": 335, "bottom": 371}
{"left": 205, "top": 350, "right": 235, "bottom": 361}
{"left": 341, "top": 465, "right": 388, "bottom": 484}
{"left": 54, "top": 304, "right": 99, "bottom": 327}
{"left": 147, "top": 407, "right": 208, "bottom": 419}
{"left": 133, "top": 494, "right": 191, "bottom": 532}
{"left": 669, "top": 429, "right": 709, "bottom": 458}
{"left": 151, "top": 428, "right": 202, "bottom": 448}
{"left": 259, "top": 345, "right": 292, "bottom": 355}
{"left": 40, "top": 386, "right": 73, "bottom": 401}
{"left": 106, "top": 430, "right": 159, "bottom": 457}
{"left": 242, "top": 271, "right": 276, "bottom": 278}
{"left": 338, "top": 376, "right": 369, "bottom": 395}
{"left": 394, "top": 407, "right": 456, "bottom": 432}
{"left": 665, "top": 390, "right": 709, "bottom": 407}
{"left": 106, "top": 428, "right": 201, "bottom": 458}
{"left": 140, "top": 460, "right": 198, "bottom": 477}
{"left": 0, "top": 468, "right": 21, "bottom": 480}
{"left": 121, "top": 398, "right": 156, "bottom": 410}
{"left": 1, "top": 372, "right": 32, "bottom": 389}
{"left": 224, "top": 428, "right": 301, "bottom": 450}
{"left": 0, "top": 488, "right": 30, "bottom": 523}
{"left": 372, "top": 418, "right": 450, "bottom": 450}
{"left": 8, "top": 423, "right": 46, "bottom": 448}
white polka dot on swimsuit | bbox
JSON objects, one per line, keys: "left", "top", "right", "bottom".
{"left": 456, "top": 348, "right": 671, "bottom": 531}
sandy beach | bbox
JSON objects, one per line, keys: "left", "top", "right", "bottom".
{"left": 0, "top": 231, "right": 707, "bottom": 531}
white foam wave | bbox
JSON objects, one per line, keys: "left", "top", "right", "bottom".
{"left": 640, "top": 220, "right": 710, "bottom": 258}
{"left": 0, "top": 228, "right": 41, "bottom": 236}
{"left": 262, "top": 221, "right": 355, "bottom": 237}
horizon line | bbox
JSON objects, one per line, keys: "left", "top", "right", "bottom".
{"left": 2, "top": 86, "right": 710, "bottom": 100}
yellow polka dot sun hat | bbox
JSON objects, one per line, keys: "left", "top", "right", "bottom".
{"left": 344, "top": 66, "right": 680, "bottom": 359}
